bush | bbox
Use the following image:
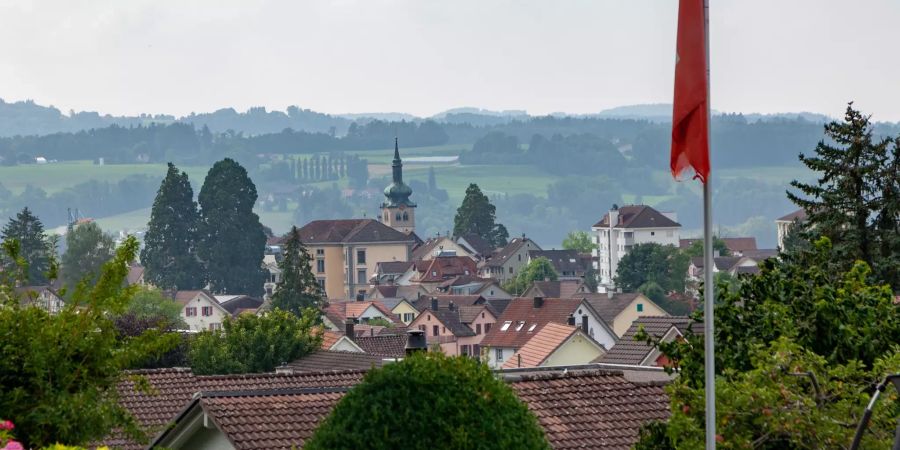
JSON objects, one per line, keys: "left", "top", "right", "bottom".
{"left": 305, "top": 353, "right": 549, "bottom": 450}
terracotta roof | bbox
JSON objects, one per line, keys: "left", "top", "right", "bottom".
{"left": 351, "top": 334, "right": 408, "bottom": 357}
{"left": 511, "top": 371, "right": 670, "bottom": 450}
{"left": 374, "top": 261, "right": 413, "bottom": 275}
{"left": 582, "top": 293, "right": 645, "bottom": 324}
{"left": 528, "top": 249, "right": 588, "bottom": 274}
{"left": 106, "top": 368, "right": 366, "bottom": 450}
{"left": 593, "top": 205, "right": 681, "bottom": 229}
{"left": 172, "top": 289, "right": 215, "bottom": 306}
{"left": 457, "top": 233, "right": 494, "bottom": 256}
{"left": 501, "top": 322, "right": 578, "bottom": 369}
{"left": 297, "top": 219, "right": 415, "bottom": 244}
{"left": 325, "top": 300, "right": 397, "bottom": 324}
{"left": 411, "top": 294, "right": 484, "bottom": 312}
{"left": 285, "top": 350, "right": 393, "bottom": 373}
{"left": 320, "top": 330, "right": 343, "bottom": 349}
{"left": 485, "top": 237, "right": 540, "bottom": 268}
{"left": 458, "top": 305, "right": 493, "bottom": 324}
{"left": 777, "top": 208, "right": 808, "bottom": 222}
{"left": 370, "top": 284, "right": 426, "bottom": 301}
{"left": 219, "top": 296, "right": 263, "bottom": 315}
{"left": 411, "top": 237, "right": 445, "bottom": 261}
{"left": 413, "top": 256, "right": 478, "bottom": 282}
{"left": 599, "top": 316, "right": 698, "bottom": 366}
{"left": 480, "top": 297, "right": 584, "bottom": 349}
{"left": 526, "top": 280, "right": 586, "bottom": 299}
{"left": 125, "top": 264, "right": 144, "bottom": 286}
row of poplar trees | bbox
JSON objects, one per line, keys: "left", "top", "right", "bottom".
{"left": 141, "top": 159, "right": 267, "bottom": 294}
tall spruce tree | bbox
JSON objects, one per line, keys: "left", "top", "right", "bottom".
{"left": 1, "top": 207, "right": 52, "bottom": 284}
{"left": 453, "top": 183, "right": 509, "bottom": 248}
{"left": 270, "top": 226, "right": 324, "bottom": 317}
{"left": 788, "top": 104, "right": 900, "bottom": 290}
{"left": 141, "top": 163, "right": 205, "bottom": 290}
{"left": 198, "top": 158, "right": 267, "bottom": 295}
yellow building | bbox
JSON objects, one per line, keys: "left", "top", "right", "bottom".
{"left": 297, "top": 219, "right": 416, "bottom": 300}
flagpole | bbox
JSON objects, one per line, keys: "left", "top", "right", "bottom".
{"left": 702, "top": 0, "right": 716, "bottom": 448}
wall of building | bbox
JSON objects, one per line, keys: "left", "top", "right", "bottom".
{"left": 542, "top": 334, "right": 605, "bottom": 367}
{"left": 611, "top": 296, "right": 668, "bottom": 337}
{"left": 345, "top": 243, "right": 411, "bottom": 299}
{"left": 392, "top": 301, "right": 419, "bottom": 324}
{"left": 182, "top": 295, "right": 228, "bottom": 331}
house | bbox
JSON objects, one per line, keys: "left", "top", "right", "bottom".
{"left": 215, "top": 295, "right": 264, "bottom": 317}
{"left": 455, "top": 233, "right": 495, "bottom": 260}
{"left": 411, "top": 235, "right": 476, "bottom": 262}
{"left": 480, "top": 297, "right": 617, "bottom": 368}
{"left": 582, "top": 292, "right": 669, "bottom": 337}
{"left": 592, "top": 204, "right": 681, "bottom": 290}
{"left": 408, "top": 298, "right": 497, "bottom": 357}
{"left": 261, "top": 253, "right": 281, "bottom": 299}
{"left": 284, "top": 350, "right": 395, "bottom": 373}
{"left": 436, "top": 275, "right": 512, "bottom": 299}
{"left": 522, "top": 280, "right": 589, "bottom": 299}
{"left": 679, "top": 237, "right": 758, "bottom": 256}
{"left": 320, "top": 330, "right": 366, "bottom": 353}
{"left": 174, "top": 290, "right": 229, "bottom": 331}
{"left": 367, "top": 283, "right": 427, "bottom": 302}
{"left": 409, "top": 255, "right": 479, "bottom": 291}
{"left": 294, "top": 218, "right": 417, "bottom": 300}
{"left": 527, "top": 249, "right": 590, "bottom": 280}
{"left": 599, "top": 316, "right": 700, "bottom": 368}
{"left": 776, "top": 208, "right": 808, "bottom": 250}
{"left": 370, "top": 260, "right": 414, "bottom": 285}
{"left": 321, "top": 300, "right": 398, "bottom": 331}
{"left": 501, "top": 322, "right": 606, "bottom": 369}
{"left": 125, "top": 263, "right": 146, "bottom": 287}
{"left": 14, "top": 285, "right": 65, "bottom": 314}
{"left": 686, "top": 255, "right": 770, "bottom": 295}
{"left": 480, "top": 236, "right": 542, "bottom": 284}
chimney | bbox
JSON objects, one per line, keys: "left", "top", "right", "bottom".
{"left": 607, "top": 290, "right": 614, "bottom": 299}
{"left": 567, "top": 314, "right": 576, "bottom": 326}
{"left": 448, "top": 301, "right": 455, "bottom": 311}
{"left": 608, "top": 206, "right": 619, "bottom": 228}
{"left": 431, "top": 297, "right": 439, "bottom": 311}
{"left": 405, "top": 330, "right": 427, "bottom": 355}
{"left": 533, "top": 297, "right": 544, "bottom": 308}
{"left": 345, "top": 318, "right": 356, "bottom": 337}
{"left": 370, "top": 328, "right": 375, "bottom": 337}
{"left": 355, "top": 293, "right": 365, "bottom": 302}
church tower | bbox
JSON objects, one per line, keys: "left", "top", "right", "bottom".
{"left": 381, "top": 138, "right": 416, "bottom": 234}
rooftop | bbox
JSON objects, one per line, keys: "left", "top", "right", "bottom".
{"left": 593, "top": 204, "right": 681, "bottom": 229}
{"left": 599, "top": 316, "right": 699, "bottom": 366}
{"left": 480, "top": 297, "right": 584, "bottom": 349}
{"left": 501, "top": 322, "right": 579, "bottom": 369}
{"left": 296, "top": 219, "right": 415, "bottom": 244}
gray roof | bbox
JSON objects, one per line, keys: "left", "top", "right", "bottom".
{"left": 297, "top": 219, "right": 414, "bottom": 244}
{"left": 593, "top": 205, "right": 680, "bottom": 229}
{"left": 528, "top": 249, "right": 588, "bottom": 274}
{"left": 486, "top": 237, "right": 540, "bottom": 268}
{"left": 457, "top": 233, "right": 494, "bottom": 256}
{"left": 423, "top": 308, "right": 476, "bottom": 337}
{"left": 582, "top": 293, "right": 643, "bottom": 324}
{"left": 599, "top": 316, "right": 698, "bottom": 366}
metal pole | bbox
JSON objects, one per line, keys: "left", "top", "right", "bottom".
{"left": 702, "top": 0, "right": 716, "bottom": 448}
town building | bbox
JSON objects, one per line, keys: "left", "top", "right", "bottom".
{"left": 526, "top": 249, "right": 590, "bottom": 281}
{"left": 679, "top": 237, "right": 759, "bottom": 256}
{"left": 582, "top": 292, "right": 668, "bottom": 337}
{"left": 592, "top": 205, "right": 681, "bottom": 290}
{"left": 599, "top": 316, "right": 699, "bottom": 368}
{"left": 173, "top": 290, "right": 229, "bottom": 331}
{"left": 501, "top": 322, "right": 606, "bottom": 369}
{"left": 408, "top": 299, "right": 497, "bottom": 357}
{"left": 479, "top": 236, "right": 541, "bottom": 284}
{"left": 776, "top": 208, "right": 808, "bottom": 250}
{"left": 380, "top": 138, "right": 416, "bottom": 234}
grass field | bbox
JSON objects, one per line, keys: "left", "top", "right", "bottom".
{"left": 0, "top": 161, "right": 213, "bottom": 195}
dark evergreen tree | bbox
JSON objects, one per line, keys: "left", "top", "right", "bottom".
{"left": 453, "top": 183, "right": 509, "bottom": 248}
{"left": 788, "top": 104, "right": 900, "bottom": 289}
{"left": 198, "top": 158, "right": 267, "bottom": 295}
{"left": 1, "top": 207, "right": 52, "bottom": 284}
{"left": 140, "top": 163, "right": 205, "bottom": 290}
{"left": 270, "top": 226, "right": 324, "bottom": 317}
{"left": 62, "top": 221, "right": 116, "bottom": 286}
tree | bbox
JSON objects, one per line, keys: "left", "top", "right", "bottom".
{"left": 305, "top": 352, "right": 550, "bottom": 450}
{"left": 140, "top": 163, "right": 205, "bottom": 290}
{"left": 427, "top": 166, "right": 437, "bottom": 191}
{"left": 562, "top": 230, "right": 596, "bottom": 253}
{"left": 635, "top": 238, "right": 900, "bottom": 449}
{"left": 683, "top": 236, "right": 730, "bottom": 257}
{"left": 123, "top": 287, "right": 187, "bottom": 329}
{"left": 0, "top": 237, "right": 179, "bottom": 448}
{"left": 614, "top": 243, "right": 687, "bottom": 293}
{"left": 1, "top": 207, "right": 52, "bottom": 284}
{"left": 788, "top": 104, "right": 900, "bottom": 290}
{"left": 61, "top": 221, "right": 116, "bottom": 287}
{"left": 504, "top": 256, "right": 558, "bottom": 295}
{"left": 453, "top": 184, "right": 509, "bottom": 248}
{"left": 197, "top": 158, "right": 267, "bottom": 295}
{"left": 270, "top": 226, "right": 324, "bottom": 317}
{"left": 188, "top": 308, "right": 321, "bottom": 375}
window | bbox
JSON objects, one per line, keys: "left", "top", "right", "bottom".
{"left": 518, "top": 254, "right": 521, "bottom": 261}
{"left": 317, "top": 278, "right": 325, "bottom": 288}
{"left": 316, "top": 249, "right": 324, "bottom": 256}
{"left": 637, "top": 303, "right": 644, "bottom": 312}
{"left": 484, "top": 323, "right": 492, "bottom": 333}
{"left": 515, "top": 321, "right": 526, "bottom": 331}
{"left": 202, "top": 306, "right": 213, "bottom": 316}
{"left": 396, "top": 213, "right": 402, "bottom": 221}
{"left": 209, "top": 323, "right": 222, "bottom": 331}
{"left": 316, "top": 259, "right": 325, "bottom": 273}
{"left": 476, "top": 323, "right": 482, "bottom": 334}
{"left": 185, "top": 307, "right": 197, "bottom": 317}
{"left": 500, "top": 321, "right": 512, "bottom": 331}
{"left": 508, "top": 267, "right": 513, "bottom": 274}
{"left": 432, "top": 271, "right": 437, "bottom": 276}
{"left": 357, "top": 249, "right": 366, "bottom": 264}
{"left": 433, "top": 325, "right": 440, "bottom": 336}
{"left": 490, "top": 290, "right": 495, "bottom": 295}
{"left": 418, "top": 325, "right": 426, "bottom": 331}
{"left": 357, "top": 269, "right": 367, "bottom": 284}
{"left": 403, "top": 312, "right": 415, "bottom": 322}
{"left": 481, "top": 312, "right": 485, "bottom": 318}
{"left": 528, "top": 323, "right": 537, "bottom": 332}
{"left": 442, "top": 326, "right": 446, "bottom": 334}
{"left": 473, "top": 344, "right": 481, "bottom": 357}
{"left": 495, "top": 348, "right": 503, "bottom": 361}
{"left": 461, "top": 345, "right": 469, "bottom": 356}
{"left": 650, "top": 231, "right": 655, "bottom": 236}
{"left": 402, "top": 212, "right": 409, "bottom": 221}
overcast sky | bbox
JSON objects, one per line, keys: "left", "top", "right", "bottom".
{"left": 1, "top": 0, "right": 897, "bottom": 120}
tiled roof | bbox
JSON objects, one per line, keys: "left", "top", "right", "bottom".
{"left": 511, "top": 371, "right": 670, "bottom": 449}
{"left": 526, "top": 280, "right": 586, "bottom": 299}
{"left": 370, "top": 284, "right": 426, "bottom": 301}
{"left": 125, "top": 264, "right": 144, "bottom": 286}
{"left": 411, "top": 294, "right": 484, "bottom": 312}
{"left": 429, "top": 308, "right": 477, "bottom": 337}
{"left": 325, "top": 300, "right": 397, "bottom": 324}
{"left": 777, "top": 208, "right": 808, "bottom": 222}
{"left": 458, "top": 233, "right": 494, "bottom": 256}
{"left": 352, "top": 334, "right": 408, "bottom": 357}
{"left": 501, "top": 322, "right": 577, "bottom": 369}
{"left": 413, "top": 256, "right": 478, "bottom": 282}
{"left": 486, "top": 237, "right": 540, "bottom": 268}
{"left": 320, "top": 330, "right": 343, "bottom": 349}
{"left": 593, "top": 205, "right": 681, "bottom": 229}
{"left": 485, "top": 298, "right": 512, "bottom": 314}
{"left": 458, "top": 305, "right": 493, "bottom": 324}
{"left": 528, "top": 249, "right": 588, "bottom": 274}
{"left": 285, "top": 350, "right": 392, "bottom": 373}
{"left": 106, "top": 368, "right": 366, "bottom": 450}
{"left": 172, "top": 289, "right": 214, "bottom": 305}
{"left": 374, "top": 260, "right": 413, "bottom": 275}
{"left": 297, "top": 219, "right": 414, "bottom": 244}
{"left": 218, "top": 296, "right": 264, "bottom": 315}
{"left": 582, "top": 293, "right": 644, "bottom": 324}
{"left": 480, "top": 297, "right": 583, "bottom": 349}
{"left": 741, "top": 249, "right": 779, "bottom": 260}
{"left": 689, "top": 256, "right": 743, "bottom": 272}
{"left": 599, "top": 316, "right": 698, "bottom": 366}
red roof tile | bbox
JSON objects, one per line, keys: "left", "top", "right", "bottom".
{"left": 593, "top": 205, "right": 680, "bottom": 229}
{"left": 502, "top": 322, "right": 577, "bottom": 369}
{"left": 480, "top": 297, "right": 583, "bottom": 349}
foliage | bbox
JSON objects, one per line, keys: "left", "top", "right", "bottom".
{"left": 197, "top": 158, "right": 267, "bottom": 295}
{"left": 140, "top": 163, "right": 205, "bottom": 290}
{"left": 503, "top": 257, "right": 558, "bottom": 295}
{"left": 582, "top": 266, "right": 599, "bottom": 293}
{"left": 683, "top": 236, "right": 730, "bottom": 257}
{"left": 365, "top": 317, "right": 394, "bottom": 328}
{"left": 788, "top": 104, "right": 900, "bottom": 290}
{"left": 453, "top": 183, "right": 509, "bottom": 248}
{"left": 635, "top": 238, "right": 900, "bottom": 449}
{"left": 123, "top": 287, "right": 187, "bottom": 329}
{"left": 61, "top": 221, "right": 116, "bottom": 287}
{"left": 188, "top": 308, "right": 322, "bottom": 375}
{"left": 270, "top": 226, "right": 324, "bottom": 317}
{"left": 1, "top": 207, "right": 52, "bottom": 285}
{"left": 0, "top": 237, "right": 179, "bottom": 448}
{"left": 305, "top": 352, "right": 550, "bottom": 450}
{"left": 614, "top": 243, "right": 688, "bottom": 293}
{"left": 562, "top": 230, "right": 596, "bottom": 253}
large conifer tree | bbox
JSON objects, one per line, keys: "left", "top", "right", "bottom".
{"left": 141, "top": 163, "right": 205, "bottom": 290}
{"left": 270, "top": 226, "right": 324, "bottom": 317}
{"left": 1, "top": 207, "right": 52, "bottom": 284}
{"left": 198, "top": 158, "right": 267, "bottom": 295}
{"left": 453, "top": 183, "right": 509, "bottom": 248}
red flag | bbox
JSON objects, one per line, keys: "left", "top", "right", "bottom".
{"left": 671, "top": 0, "right": 710, "bottom": 183}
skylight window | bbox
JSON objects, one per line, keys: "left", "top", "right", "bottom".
{"left": 500, "top": 321, "right": 512, "bottom": 331}
{"left": 515, "top": 321, "right": 526, "bottom": 331}
{"left": 528, "top": 323, "right": 537, "bottom": 332}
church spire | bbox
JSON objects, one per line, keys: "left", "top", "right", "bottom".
{"left": 392, "top": 136, "right": 403, "bottom": 184}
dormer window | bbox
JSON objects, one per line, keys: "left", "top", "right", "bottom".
{"left": 402, "top": 212, "right": 409, "bottom": 221}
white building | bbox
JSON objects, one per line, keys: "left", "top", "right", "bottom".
{"left": 775, "top": 208, "right": 807, "bottom": 250}
{"left": 591, "top": 205, "right": 681, "bottom": 290}
{"left": 174, "top": 290, "right": 230, "bottom": 331}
